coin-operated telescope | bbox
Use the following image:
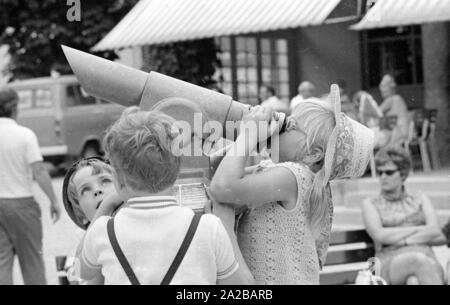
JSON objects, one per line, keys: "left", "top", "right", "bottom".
{"left": 62, "top": 46, "right": 286, "bottom": 212}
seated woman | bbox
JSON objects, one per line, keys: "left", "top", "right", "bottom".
{"left": 362, "top": 147, "right": 445, "bottom": 285}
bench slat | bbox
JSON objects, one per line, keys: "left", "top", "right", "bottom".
{"left": 320, "top": 270, "right": 359, "bottom": 285}
{"left": 330, "top": 230, "right": 373, "bottom": 245}
{"left": 325, "top": 247, "right": 375, "bottom": 266}
{"left": 323, "top": 230, "right": 376, "bottom": 284}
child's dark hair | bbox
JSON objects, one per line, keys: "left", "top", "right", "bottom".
{"left": 62, "top": 157, "right": 113, "bottom": 230}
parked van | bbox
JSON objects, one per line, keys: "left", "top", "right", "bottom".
{"left": 8, "top": 75, "right": 124, "bottom": 164}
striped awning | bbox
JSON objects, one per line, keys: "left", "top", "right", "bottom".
{"left": 352, "top": 0, "right": 450, "bottom": 30}
{"left": 93, "top": 0, "right": 341, "bottom": 51}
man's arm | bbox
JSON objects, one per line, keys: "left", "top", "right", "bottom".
{"left": 31, "top": 161, "right": 61, "bottom": 223}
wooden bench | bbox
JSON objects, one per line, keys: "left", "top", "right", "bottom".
{"left": 320, "top": 229, "right": 375, "bottom": 285}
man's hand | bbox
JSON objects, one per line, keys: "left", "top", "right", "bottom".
{"left": 51, "top": 202, "right": 62, "bottom": 224}
{"left": 31, "top": 161, "right": 60, "bottom": 223}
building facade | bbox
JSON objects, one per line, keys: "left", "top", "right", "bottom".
{"left": 96, "top": 0, "right": 450, "bottom": 162}
{"left": 213, "top": 21, "right": 439, "bottom": 112}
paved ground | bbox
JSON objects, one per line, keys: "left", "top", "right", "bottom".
{"left": 11, "top": 172, "right": 450, "bottom": 285}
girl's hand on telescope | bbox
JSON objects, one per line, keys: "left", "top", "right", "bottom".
{"left": 240, "top": 106, "right": 279, "bottom": 144}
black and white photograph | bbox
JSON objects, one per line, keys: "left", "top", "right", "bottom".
{"left": 0, "top": 0, "right": 449, "bottom": 290}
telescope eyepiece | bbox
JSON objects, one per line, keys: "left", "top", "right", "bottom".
{"left": 273, "top": 112, "right": 288, "bottom": 134}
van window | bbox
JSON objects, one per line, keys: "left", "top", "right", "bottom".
{"left": 16, "top": 88, "right": 54, "bottom": 110}
{"left": 66, "top": 85, "right": 96, "bottom": 107}
{"left": 35, "top": 88, "right": 54, "bottom": 108}
{"left": 17, "top": 90, "right": 33, "bottom": 110}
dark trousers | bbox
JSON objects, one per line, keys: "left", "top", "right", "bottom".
{"left": 0, "top": 198, "right": 46, "bottom": 285}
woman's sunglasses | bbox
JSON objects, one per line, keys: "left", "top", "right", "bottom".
{"left": 376, "top": 169, "right": 399, "bottom": 176}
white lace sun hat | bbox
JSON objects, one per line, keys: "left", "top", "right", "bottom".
{"left": 323, "top": 85, "right": 375, "bottom": 185}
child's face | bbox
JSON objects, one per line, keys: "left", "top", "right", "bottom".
{"left": 72, "top": 166, "right": 115, "bottom": 221}
{"left": 278, "top": 117, "right": 307, "bottom": 162}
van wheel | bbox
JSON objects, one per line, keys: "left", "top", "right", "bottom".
{"left": 82, "top": 144, "right": 100, "bottom": 159}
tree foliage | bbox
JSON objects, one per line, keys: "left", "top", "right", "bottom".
{"left": 142, "top": 39, "right": 222, "bottom": 89}
{"left": 0, "top": 0, "right": 138, "bottom": 79}
{"left": 0, "top": 0, "right": 221, "bottom": 89}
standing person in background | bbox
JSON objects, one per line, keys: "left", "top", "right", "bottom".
{"left": 290, "top": 81, "right": 316, "bottom": 112}
{"left": 259, "top": 85, "right": 289, "bottom": 114}
{"left": 379, "top": 74, "right": 410, "bottom": 148}
{"left": 0, "top": 87, "right": 61, "bottom": 285}
{"left": 336, "top": 80, "right": 358, "bottom": 121}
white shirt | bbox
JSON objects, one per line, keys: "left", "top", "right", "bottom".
{"left": 81, "top": 196, "right": 238, "bottom": 285}
{"left": 261, "top": 96, "right": 289, "bottom": 113}
{"left": 290, "top": 95, "right": 305, "bottom": 112}
{"left": 0, "top": 118, "right": 43, "bottom": 198}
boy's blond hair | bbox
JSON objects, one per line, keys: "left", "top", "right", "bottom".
{"left": 103, "top": 107, "right": 181, "bottom": 193}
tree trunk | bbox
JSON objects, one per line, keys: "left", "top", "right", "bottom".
{"left": 422, "top": 23, "right": 450, "bottom": 165}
